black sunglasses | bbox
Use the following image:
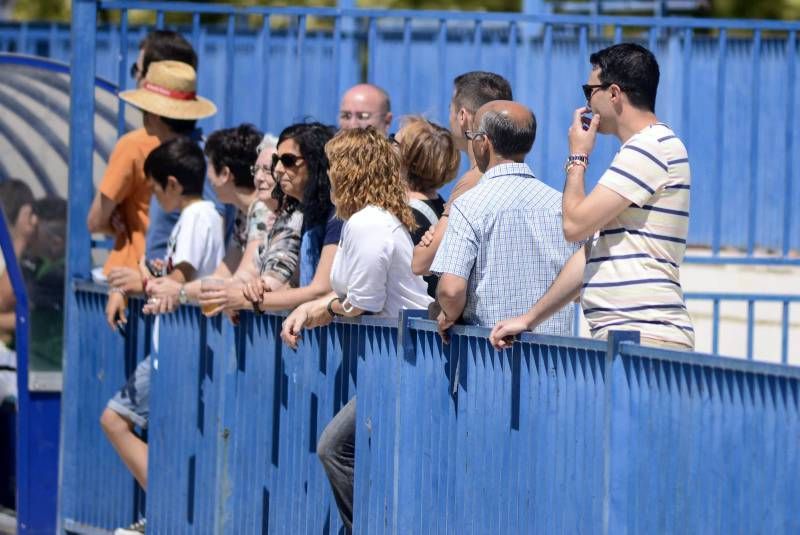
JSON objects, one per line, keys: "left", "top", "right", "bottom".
{"left": 582, "top": 83, "right": 612, "bottom": 101}
{"left": 271, "top": 153, "right": 304, "bottom": 171}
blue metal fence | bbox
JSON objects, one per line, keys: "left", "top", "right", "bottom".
{"left": 37, "top": 1, "right": 800, "bottom": 263}
{"left": 60, "top": 282, "right": 800, "bottom": 533}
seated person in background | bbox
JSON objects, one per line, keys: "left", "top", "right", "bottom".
{"left": 100, "top": 138, "right": 224, "bottom": 510}
{"left": 237, "top": 123, "right": 339, "bottom": 313}
{"left": 103, "top": 59, "right": 218, "bottom": 329}
{"left": 394, "top": 116, "right": 460, "bottom": 296}
{"left": 20, "top": 197, "right": 67, "bottom": 374}
{"left": 0, "top": 179, "right": 37, "bottom": 403}
{"left": 280, "top": 127, "right": 432, "bottom": 530}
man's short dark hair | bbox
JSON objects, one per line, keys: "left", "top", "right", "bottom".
{"left": 589, "top": 43, "right": 659, "bottom": 112}
{"left": 0, "top": 179, "right": 34, "bottom": 223}
{"left": 144, "top": 137, "right": 206, "bottom": 197}
{"left": 479, "top": 109, "right": 537, "bottom": 158}
{"left": 140, "top": 30, "right": 198, "bottom": 77}
{"left": 452, "top": 72, "right": 513, "bottom": 113}
{"left": 160, "top": 116, "right": 197, "bottom": 136}
{"left": 204, "top": 124, "right": 264, "bottom": 190}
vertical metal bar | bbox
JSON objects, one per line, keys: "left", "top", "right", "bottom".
{"left": 748, "top": 30, "right": 762, "bottom": 256}
{"left": 225, "top": 13, "right": 236, "bottom": 126}
{"left": 541, "top": 23, "right": 552, "bottom": 179}
{"left": 681, "top": 28, "right": 693, "bottom": 149}
{"left": 62, "top": 0, "right": 98, "bottom": 528}
{"left": 116, "top": 9, "right": 129, "bottom": 137}
{"left": 403, "top": 18, "right": 412, "bottom": 115}
{"left": 18, "top": 21, "right": 28, "bottom": 54}
{"left": 296, "top": 15, "right": 307, "bottom": 122}
{"left": 331, "top": 14, "right": 341, "bottom": 124}
{"left": 508, "top": 21, "right": 518, "bottom": 92}
{"left": 438, "top": 19, "right": 448, "bottom": 122}
{"left": 712, "top": 29, "right": 727, "bottom": 255}
{"left": 48, "top": 22, "right": 58, "bottom": 59}
{"left": 712, "top": 299, "right": 720, "bottom": 355}
{"left": 613, "top": 25, "right": 622, "bottom": 44}
{"left": 783, "top": 31, "right": 796, "bottom": 256}
{"left": 259, "top": 14, "right": 272, "bottom": 129}
{"left": 648, "top": 25, "right": 657, "bottom": 55}
{"left": 474, "top": 19, "right": 483, "bottom": 69}
{"left": 191, "top": 12, "right": 201, "bottom": 54}
{"left": 367, "top": 17, "right": 377, "bottom": 84}
{"left": 746, "top": 300, "right": 755, "bottom": 360}
{"left": 156, "top": 10, "right": 165, "bottom": 30}
{"left": 781, "top": 301, "right": 790, "bottom": 365}
{"left": 578, "top": 25, "right": 588, "bottom": 80}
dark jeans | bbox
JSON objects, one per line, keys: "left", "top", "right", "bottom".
{"left": 317, "top": 396, "right": 356, "bottom": 529}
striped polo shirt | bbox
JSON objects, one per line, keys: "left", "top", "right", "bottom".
{"left": 581, "top": 123, "right": 694, "bottom": 348}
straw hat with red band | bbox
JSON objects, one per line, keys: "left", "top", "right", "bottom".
{"left": 119, "top": 60, "right": 217, "bottom": 120}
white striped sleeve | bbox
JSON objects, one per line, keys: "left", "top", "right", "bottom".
{"left": 599, "top": 136, "right": 669, "bottom": 207}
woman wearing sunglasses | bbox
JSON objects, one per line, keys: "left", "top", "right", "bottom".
{"left": 239, "top": 122, "right": 341, "bottom": 313}
{"left": 279, "top": 127, "right": 432, "bottom": 530}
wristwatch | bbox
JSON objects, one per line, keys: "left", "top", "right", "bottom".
{"left": 326, "top": 297, "right": 339, "bottom": 318}
{"left": 178, "top": 285, "right": 188, "bottom": 305}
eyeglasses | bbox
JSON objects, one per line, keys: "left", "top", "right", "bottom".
{"left": 339, "top": 111, "right": 384, "bottom": 121}
{"left": 464, "top": 130, "right": 487, "bottom": 141}
{"left": 271, "top": 153, "right": 304, "bottom": 171}
{"left": 582, "top": 83, "right": 612, "bottom": 101}
{"left": 130, "top": 62, "right": 141, "bottom": 80}
{"left": 250, "top": 164, "right": 271, "bottom": 177}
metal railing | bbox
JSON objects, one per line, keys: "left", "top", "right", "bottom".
{"left": 56, "top": 1, "right": 800, "bottom": 267}
{"left": 60, "top": 282, "right": 800, "bottom": 533}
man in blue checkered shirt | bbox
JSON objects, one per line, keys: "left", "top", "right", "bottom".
{"left": 430, "top": 100, "right": 578, "bottom": 340}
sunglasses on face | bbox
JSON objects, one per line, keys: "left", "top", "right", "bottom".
{"left": 582, "top": 83, "right": 612, "bottom": 101}
{"left": 271, "top": 153, "right": 304, "bottom": 171}
{"left": 339, "top": 111, "right": 383, "bottom": 121}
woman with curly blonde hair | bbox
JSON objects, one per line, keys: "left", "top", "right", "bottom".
{"left": 280, "top": 126, "right": 432, "bottom": 530}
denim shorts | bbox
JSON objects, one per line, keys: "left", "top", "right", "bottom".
{"left": 107, "top": 355, "right": 151, "bottom": 428}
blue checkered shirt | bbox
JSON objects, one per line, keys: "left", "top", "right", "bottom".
{"left": 430, "top": 162, "right": 578, "bottom": 334}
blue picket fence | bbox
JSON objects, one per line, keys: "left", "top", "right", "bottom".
{"left": 53, "top": 1, "right": 800, "bottom": 264}
{"left": 60, "top": 282, "right": 800, "bottom": 533}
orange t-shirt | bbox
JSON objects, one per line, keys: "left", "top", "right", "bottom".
{"left": 100, "top": 128, "right": 160, "bottom": 275}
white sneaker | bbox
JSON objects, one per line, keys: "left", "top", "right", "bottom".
{"left": 114, "top": 518, "right": 146, "bottom": 534}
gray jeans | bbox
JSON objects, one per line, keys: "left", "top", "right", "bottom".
{"left": 317, "top": 396, "right": 356, "bottom": 530}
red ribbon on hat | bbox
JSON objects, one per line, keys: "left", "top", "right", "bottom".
{"left": 143, "top": 81, "right": 197, "bottom": 100}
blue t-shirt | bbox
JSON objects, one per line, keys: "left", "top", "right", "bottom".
{"left": 298, "top": 210, "right": 343, "bottom": 287}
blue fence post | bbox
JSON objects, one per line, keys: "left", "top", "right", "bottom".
{"left": 60, "top": 0, "right": 97, "bottom": 532}
{"left": 603, "top": 330, "right": 640, "bottom": 535}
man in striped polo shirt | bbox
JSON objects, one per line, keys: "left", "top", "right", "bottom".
{"left": 490, "top": 43, "right": 694, "bottom": 350}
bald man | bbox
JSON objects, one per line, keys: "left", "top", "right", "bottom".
{"left": 430, "top": 101, "right": 578, "bottom": 341}
{"left": 338, "top": 83, "right": 392, "bottom": 133}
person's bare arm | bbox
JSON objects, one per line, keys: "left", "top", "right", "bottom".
{"left": 87, "top": 192, "right": 120, "bottom": 235}
{"left": 243, "top": 243, "right": 337, "bottom": 312}
{"left": 412, "top": 215, "right": 448, "bottom": 276}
